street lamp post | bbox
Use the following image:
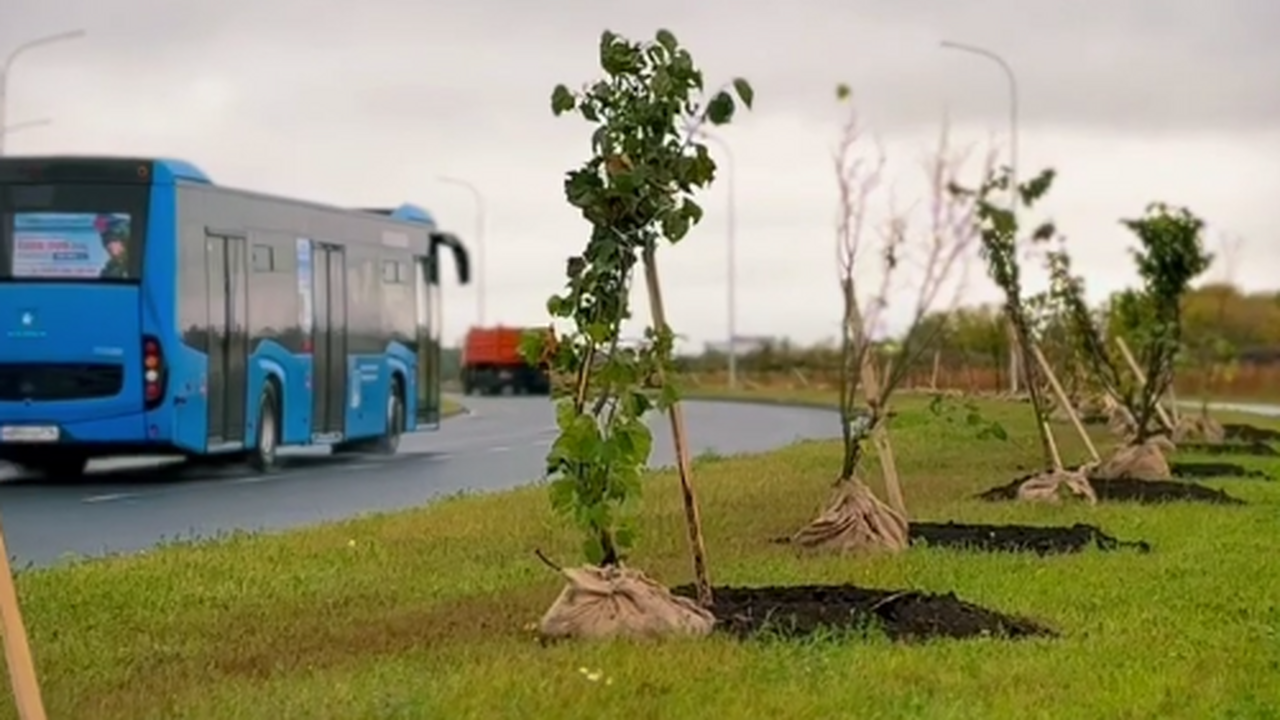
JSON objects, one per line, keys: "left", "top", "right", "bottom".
{"left": 437, "top": 176, "right": 486, "bottom": 326}
{"left": 940, "top": 39, "right": 1021, "bottom": 393}
{"left": 0, "top": 29, "right": 87, "bottom": 156}
{"left": 698, "top": 131, "right": 738, "bottom": 390}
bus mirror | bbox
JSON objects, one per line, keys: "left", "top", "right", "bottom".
{"left": 428, "top": 231, "right": 471, "bottom": 285}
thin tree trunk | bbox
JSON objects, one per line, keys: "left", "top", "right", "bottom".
{"left": 1114, "top": 336, "right": 1174, "bottom": 430}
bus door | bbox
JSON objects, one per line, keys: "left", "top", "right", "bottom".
{"left": 204, "top": 231, "right": 249, "bottom": 446}
{"left": 311, "top": 243, "right": 348, "bottom": 438}
{"left": 413, "top": 254, "right": 440, "bottom": 426}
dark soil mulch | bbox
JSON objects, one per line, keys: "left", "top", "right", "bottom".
{"left": 1170, "top": 461, "right": 1274, "bottom": 481}
{"left": 670, "top": 583, "right": 1054, "bottom": 642}
{"left": 1222, "top": 423, "right": 1280, "bottom": 444}
{"left": 1175, "top": 441, "right": 1279, "bottom": 457}
{"left": 910, "top": 521, "right": 1150, "bottom": 555}
{"left": 1085, "top": 477, "right": 1246, "bottom": 504}
{"left": 976, "top": 472, "right": 1246, "bottom": 505}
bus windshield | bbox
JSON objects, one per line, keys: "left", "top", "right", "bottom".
{"left": 0, "top": 183, "right": 149, "bottom": 282}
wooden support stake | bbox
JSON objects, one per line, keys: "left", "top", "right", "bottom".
{"left": 1043, "top": 419, "right": 1065, "bottom": 471}
{"left": 861, "top": 357, "right": 906, "bottom": 516}
{"left": 0, "top": 513, "right": 47, "bottom": 720}
{"left": 1031, "top": 343, "right": 1101, "bottom": 463}
{"left": 1114, "top": 336, "right": 1175, "bottom": 430}
{"left": 929, "top": 349, "right": 941, "bottom": 390}
{"left": 641, "top": 247, "right": 712, "bottom": 607}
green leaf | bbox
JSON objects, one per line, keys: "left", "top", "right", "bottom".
{"left": 582, "top": 536, "right": 607, "bottom": 566}
{"left": 548, "top": 477, "right": 578, "bottom": 515}
{"left": 706, "top": 91, "right": 735, "bottom": 125}
{"left": 681, "top": 198, "right": 704, "bottom": 226}
{"left": 732, "top": 78, "right": 754, "bottom": 109}
{"left": 551, "top": 84, "right": 576, "bottom": 115}
{"left": 655, "top": 29, "right": 678, "bottom": 53}
{"left": 660, "top": 208, "right": 691, "bottom": 243}
{"left": 835, "top": 83, "right": 851, "bottom": 101}
{"left": 614, "top": 522, "right": 637, "bottom": 551}
{"left": 518, "top": 328, "right": 547, "bottom": 366}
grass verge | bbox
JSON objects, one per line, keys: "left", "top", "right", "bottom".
{"left": 6, "top": 393, "right": 1280, "bottom": 719}
{"left": 440, "top": 396, "right": 467, "bottom": 418}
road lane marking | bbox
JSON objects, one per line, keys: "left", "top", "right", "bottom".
{"left": 487, "top": 446, "right": 511, "bottom": 453}
{"left": 82, "top": 492, "right": 141, "bottom": 504}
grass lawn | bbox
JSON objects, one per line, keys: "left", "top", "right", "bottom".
{"left": 6, "top": 391, "right": 1280, "bottom": 719}
{"left": 440, "top": 395, "right": 467, "bottom": 418}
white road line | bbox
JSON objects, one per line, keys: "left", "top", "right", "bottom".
{"left": 82, "top": 492, "right": 141, "bottom": 504}
{"left": 487, "top": 446, "right": 511, "bottom": 453}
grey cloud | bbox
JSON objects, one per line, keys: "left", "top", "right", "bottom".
{"left": 6, "top": 0, "right": 1278, "bottom": 136}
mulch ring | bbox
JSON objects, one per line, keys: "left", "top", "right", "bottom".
{"left": 670, "top": 583, "right": 1054, "bottom": 642}
{"left": 1175, "top": 441, "right": 1278, "bottom": 457}
{"left": 1222, "top": 423, "right": 1280, "bottom": 444}
{"left": 976, "top": 470, "right": 1247, "bottom": 505}
{"left": 910, "top": 521, "right": 1150, "bottom": 555}
{"left": 1170, "top": 461, "right": 1274, "bottom": 481}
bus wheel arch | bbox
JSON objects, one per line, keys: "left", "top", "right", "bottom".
{"left": 248, "top": 379, "right": 282, "bottom": 472}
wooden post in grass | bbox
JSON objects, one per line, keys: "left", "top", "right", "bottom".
{"left": 0, "top": 515, "right": 47, "bottom": 720}
{"left": 1114, "top": 336, "right": 1175, "bottom": 430}
{"left": 642, "top": 246, "right": 712, "bottom": 607}
{"left": 1031, "top": 343, "right": 1101, "bottom": 463}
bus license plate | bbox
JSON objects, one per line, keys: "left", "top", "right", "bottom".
{"left": 0, "top": 426, "right": 59, "bottom": 443}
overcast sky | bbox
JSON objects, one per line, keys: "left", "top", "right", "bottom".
{"left": 4, "top": 0, "right": 1278, "bottom": 350}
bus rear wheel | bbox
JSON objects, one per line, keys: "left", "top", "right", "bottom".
{"left": 248, "top": 385, "right": 280, "bottom": 473}
{"left": 20, "top": 454, "right": 89, "bottom": 480}
{"left": 374, "top": 382, "right": 405, "bottom": 455}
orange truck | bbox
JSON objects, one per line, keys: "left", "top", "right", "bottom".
{"left": 460, "top": 326, "right": 552, "bottom": 395}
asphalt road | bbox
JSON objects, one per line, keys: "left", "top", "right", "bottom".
{"left": 0, "top": 396, "right": 840, "bottom": 569}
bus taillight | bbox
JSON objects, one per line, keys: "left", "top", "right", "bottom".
{"left": 142, "top": 336, "right": 167, "bottom": 409}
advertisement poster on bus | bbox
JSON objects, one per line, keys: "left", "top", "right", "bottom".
{"left": 10, "top": 212, "right": 132, "bottom": 279}
{"left": 295, "top": 238, "right": 313, "bottom": 335}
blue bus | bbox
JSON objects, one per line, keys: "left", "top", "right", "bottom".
{"left": 0, "top": 156, "right": 470, "bottom": 478}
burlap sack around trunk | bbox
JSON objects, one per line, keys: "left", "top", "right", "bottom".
{"left": 1092, "top": 438, "right": 1172, "bottom": 480}
{"left": 791, "top": 477, "right": 909, "bottom": 553}
{"left": 1172, "top": 415, "right": 1226, "bottom": 444}
{"left": 537, "top": 564, "right": 715, "bottom": 642}
{"left": 1016, "top": 468, "right": 1097, "bottom": 505}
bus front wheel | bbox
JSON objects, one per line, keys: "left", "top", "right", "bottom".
{"left": 249, "top": 385, "right": 280, "bottom": 473}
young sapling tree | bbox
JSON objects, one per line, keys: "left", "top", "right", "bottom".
{"left": 1109, "top": 204, "right": 1213, "bottom": 443}
{"left": 791, "top": 87, "right": 980, "bottom": 552}
{"left": 948, "top": 166, "right": 1101, "bottom": 503}
{"left": 521, "top": 28, "right": 753, "bottom": 641}
{"left": 1050, "top": 204, "right": 1212, "bottom": 458}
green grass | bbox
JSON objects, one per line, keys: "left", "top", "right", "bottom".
{"left": 6, "top": 394, "right": 1280, "bottom": 719}
{"left": 440, "top": 395, "right": 467, "bottom": 418}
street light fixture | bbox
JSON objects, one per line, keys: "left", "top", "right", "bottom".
{"left": 0, "top": 29, "right": 87, "bottom": 156}
{"left": 437, "top": 175, "right": 487, "bottom": 326}
{"left": 697, "top": 130, "right": 739, "bottom": 390}
{"left": 1, "top": 118, "right": 52, "bottom": 136}
{"left": 939, "top": 39, "right": 1022, "bottom": 393}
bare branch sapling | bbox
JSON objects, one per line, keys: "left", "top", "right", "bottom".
{"left": 790, "top": 87, "right": 981, "bottom": 553}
